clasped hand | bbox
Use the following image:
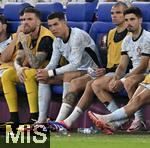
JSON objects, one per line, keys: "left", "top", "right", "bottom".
{"left": 36, "top": 69, "right": 49, "bottom": 82}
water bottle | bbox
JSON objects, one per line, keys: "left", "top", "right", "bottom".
{"left": 87, "top": 67, "right": 96, "bottom": 78}
{"left": 77, "top": 127, "right": 99, "bottom": 134}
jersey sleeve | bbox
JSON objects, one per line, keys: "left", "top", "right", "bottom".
{"left": 45, "top": 39, "right": 61, "bottom": 70}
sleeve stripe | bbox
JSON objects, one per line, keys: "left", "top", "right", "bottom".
{"left": 121, "top": 51, "right": 128, "bottom": 55}
{"left": 141, "top": 53, "right": 150, "bottom": 56}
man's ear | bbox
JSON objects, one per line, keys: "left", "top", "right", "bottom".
{"left": 37, "top": 19, "right": 41, "bottom": 26}
{"left": 3, "top": 24, "right": 7, "bottom": 31}
{"left": 139, "top": 18, "right": 143, "bottom": 25}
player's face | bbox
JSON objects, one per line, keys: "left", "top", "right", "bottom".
{"left": 111, "top": 5, "right": 125, "bottom": 26}
{"left": 48, "top": 18, "right": 66, "bottom": 38}
{"left": 21, "top": 12, "right": 40, "bottom": 34}
{"left": 125, "top": 13, "right": 142, "bottom": 32}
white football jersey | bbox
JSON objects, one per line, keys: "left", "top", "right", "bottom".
{"left": 46, "top": 27, "right": 99, "bottom": 74}
{"left": 122, "top": 29, "right": 150, "bottom": 71}
{"left": 0, "top": 36, "right": 12, "bottom": 53}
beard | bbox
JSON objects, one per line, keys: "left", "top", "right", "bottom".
{"left": 23, "top": 24, "right": 36, "bottom": 34}
{"left": 127, "top": 26, "right": 135, "bottom": 32}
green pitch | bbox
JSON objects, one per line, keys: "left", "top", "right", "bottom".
{"left": 50, "top": 132, "right": 150, "bottom": 148}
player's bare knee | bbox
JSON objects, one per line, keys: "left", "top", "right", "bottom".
{"left": 69, "top": 79, "right": 81, "bottom": 92}
{"left": 91, "top": 80, "right": 101, "bottom": 93}
{"left": 1, "top": 68, "right": 14, "bottom": 82}
{"left": 124, "top": 78, "right": 133, "bottom": 92}
{"left": 63, "top": 92, "right": 78, "bottom": 106}
{"left": 86, "top": 80, "right": 93, "bottom": 87}
{"left": 63, "top": 72, "right": 72, "bottom": 82}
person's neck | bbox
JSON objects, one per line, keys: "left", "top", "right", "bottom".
{"left": 62, "top": 26, "right": 70, "bottom": 42}
{"left": 132, "top": 26, "right": 142, "bottom": 40}
{"left": 0, "top": 32, "right": 7, "bottom": 43}
{"left": 116, "top": 23, "right": 126, "bottom": 33}
{"left": 30, "top": 26, "right": 40, "bottom": 39}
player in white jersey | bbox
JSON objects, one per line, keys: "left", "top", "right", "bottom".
{"left": 45, "top": 27, "right": 98, "bottom": 74}
{"left": 35, "top": 12, "right": 100, "bottom": 124}
{"left": 0, "top": 15, "right": 13, "bottom": 87}
{"left": 88, "top": 6, "right": 150, "bottom": 134}
{"left": 0, "top": 15, "right": 12, "bottom": 58}
{"left": 47, "top": 2, "right": 129, "bottom": 132}
{"left": 122, "top": 29, "right": 150, "bottom": 70}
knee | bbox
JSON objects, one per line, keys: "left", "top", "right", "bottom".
{"left": 91, "top": 79, "right": 101, "bottom": 93}
{"left": 63, "top": 72, "right": 74, "bottom": 82}
{"left": 24, "top": 68, "right": 36, "bottom": 80}
{"left": 69, "top": 78, "right": 81, "bottom": 92}
{"left": 124, "top": 78, "right": 134, "bottom": 92}
{"left": 86, "top": 80, "right": 93, "bottom": 88}
{"left": 1, "top": 67, "right": 15, "bottom": 82}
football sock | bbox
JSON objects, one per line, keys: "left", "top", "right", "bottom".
{"left": 24, "top": 69, "right": 38, "bottom": 115}
{"left": 56, "top": 103, "right": 73, "bottom": 122}
{"left": 134, "top": 109, "right": 143, "bottom": 120}
{"left": 105, "top": 100, "right": 118, "bottom": 112}
{"left": 104, "top": 107, "right": 128, "bottom": 123}
{"left": 64, "top": 106, "right": 83, "bottom": 128}
{"left": 38, "top": 83, "right": 51, "bottom": 123}
{"left": 63, "top": 82, "right": 70, "bottom": 99}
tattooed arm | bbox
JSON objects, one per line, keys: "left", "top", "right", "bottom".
{"left": 18, "top": 32, "right": 52, "bottom": 68}
{"left": 14, "top": 50, "right": 24, "bottom": 70}
{"left": 24, "top": 47, "right": 47, "bottom": 69}
{"left": 14, "top": 49, "right": 29, "bottom": 82}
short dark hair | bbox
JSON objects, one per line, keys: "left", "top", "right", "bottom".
{"left": 124, "top": 6, "right": 142, "bottom": 18}
{"left": 23, "top": 7, "right": 41, "bottom": 19}
{"left": 113, "top": 1, "right": 128, "bottom": 9}
{"left": 0, "top": 15, "right": 7, "bottom": 24}
{"left": 47, "top": 12, "right": 65, "bottom": 21}
{"left": 19, "top": 5, "right": 34, "bottom": 16}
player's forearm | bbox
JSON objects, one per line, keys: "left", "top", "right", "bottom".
{"left": 55, "top": 63, "right": 78, "bottom": 75}
{"left": 23, "top": 45, "right": 44, "bottom": 68}
{"left": 126, "top": 66, "right": 147, "bottom": 78}
{"left": 114, "top": 65, "right": 126, "bottom": 80}
{"left": 0, "top": 39, "right": 17, "bottom": 62}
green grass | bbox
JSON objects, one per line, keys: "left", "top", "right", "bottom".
{"left": 1, "top": 131, "right": 150, "bottom": 148}
{"left": 50, "top": 132, "right": 150, "bottom": 148}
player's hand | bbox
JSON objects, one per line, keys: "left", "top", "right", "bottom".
{"left": 36, "top": 69, "right": 49, "bottom": 82}
{"left": 109, "top": 79, "right": 123, "bottom": 93}
{"left": 18, "top": 32, "right": 28, "bottom": 48}
{"left": 109, "top": 79, "right": 116, "bottom": 92}
{"left": 16, "top": 25, "right": 24, "bottom": 36}
{"left": 17, "top": 67, "right": 28, "bottom": 83}
{"left": 95, "top": 68, "right": 106, "bottom": 77}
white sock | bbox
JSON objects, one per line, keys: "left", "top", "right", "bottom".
{"left": 63, "top": 82, "right": 70, "bottom": 99}
{"left": 134, "top": 109, "right": 143, "bottom": 121}
{"left": 105, "top": 107, "right": 128, "bottom": 123}
{"left": 64, "top": 106, "right": 83, "bottom": 128}
{"left": 38, "top": 83, "right": 51, "bottom": 123}
{"left": 107, "top": 100, "right": 118, "bottom": 112}
{"left": 56, "top": 103, "right": 73, "bottom": 122}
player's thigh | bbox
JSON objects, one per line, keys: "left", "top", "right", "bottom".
{"left": 69, "top": 74, "right": 92, "bottom": 91}
{"left": 63, "top": 70, "right": 86, "bottom": 82}
{"left": 92, "top": 75, "right": 113, "bottom": 90}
